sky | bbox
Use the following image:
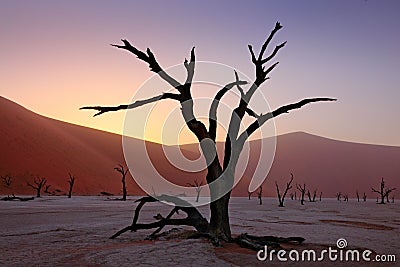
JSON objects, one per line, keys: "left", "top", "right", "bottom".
{"left": 1, "top": 0, "right": 399, "bottom": 146}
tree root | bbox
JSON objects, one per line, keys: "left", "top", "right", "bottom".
{"left": 110, "top": 195, "right": 305, "bottom": 251}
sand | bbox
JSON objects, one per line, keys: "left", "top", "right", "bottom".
{"left": 0, "top": 197, "right": 398, "bottom": 266}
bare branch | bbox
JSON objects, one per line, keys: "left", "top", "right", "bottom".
{"left": 261, "top": 42, "right": 287, "bottom": 64}
{"left": 245, "top": 108, "right": 259, "bottom": 118}
{"left": 234, "top": 71, "right": 245, "bottom": 98}
{"left": 248, "top": 45, "right": 257, "bottom": 64}
{"left": 223, "top": 23, "right": 286, "bottom": 170}
{"left": 110, "top": 195, "right": 209, "bottom": 239}
{"left": 184, "top": 47, "right": 196, "bottom": 85}
{"left": 208, "top": 77, "right": 248, "bottom": 140}
{"left": 111, "top": 39, "right": 181, "bottom": 88}
{"left": 80, "top": 92, "right": 181, "bottom": 117}
{"left": 237, "top": 98, "right": 336, "bottom": 146}
{"left": 258, "top": 22, "right": 283, "bottom": 61}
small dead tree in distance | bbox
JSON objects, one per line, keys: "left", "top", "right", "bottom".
{"left": 296, "top": 183, "right": 306, "bottom": 205}
{"left": 81, "top": 22, "right": 334, "bottom": 247}
{"left": 319, "top": 191, "right": 322, "bottom": 201}
{"left": 2, "top": 174, "right": 13, "bottom": 188}
{"left": 307, "top": 190, "right": 311, "bottom": 202}
{"left": 371, "top": 178, "right": 396, "bottom": 204}
{"left": 247, "top": 190, "right": 253, "bottom": 200}
{"left": 356, "top": 190, "right": 360, "bottom": 202}
{"left": 114, "top": 164, "right": 128, "bottom": 201}
{"left": 257, "top": 185, "right": 263, "bottom": 205}
{"left": 336, "top": 192, "right": 342, "bottom": 202}
{"left": 312, "top": 190, "right": 317, "bottom": 202}
{"left": 27, "top": 177, "right": 47, "bottom": 198}
{"left": 363, "top": 192, "right": 367, "bottom": 202}
{"left": 275, "top": 173, "right": 293, "bottom": 207}
{"left": 187, "top": 179, "right": 203, "bottom": 202}
{"left": 44, "top": 185, "right": 52, "bottom": 195}
{"left": 67, "top": 173, "right": 75, "bottom": 198}
{"left": 306, "top": 189, "right": 317, "bottom": 202}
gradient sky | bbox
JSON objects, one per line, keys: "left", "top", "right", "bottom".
{"left": 1, "top": 0, "right": 399, "bottom": 145}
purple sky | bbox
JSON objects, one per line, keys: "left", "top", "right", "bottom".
{"left": 1, "top": 0, "right": 399, "bottom": 145}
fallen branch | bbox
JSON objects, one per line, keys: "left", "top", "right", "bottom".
{"left": 110, "top": 195, "right": 209, "bottom": 239}
{"left": 1, "top": 195, "right": 34, "bottom": 201}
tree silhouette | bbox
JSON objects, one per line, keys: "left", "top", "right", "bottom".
{"left": 296, "top": 183, "right": 306, "bottom": 205}
{"left": 44, "top": 184, "right": 52, "bottom": 195}
{"left": 257, "top": 185, "right": 263, "bottom": 205}
{"left": 27, "top": 177, "right": 47, "bottom": 198}
{"left": 275, "top": 173, "right": 293, "bottom": 207}
{"left": 187, "top": 179, "right": 203, "bottom": 202}
{"left": 306, "top": 189, "right": 317, "bottom": 202}
{"left": 1, "top": 174, "right": 13, "bottom": 188}
{"left": 372, "top": 178, "right": 396, "bottom": 204}
{"left": 336, "top": 192, "right": 342, "bottom": 202}
{"left": 67, "top": 173, "right": 75, "bottom": 198}
{"left": 114, "top": 164, "right": 128, "bottom": 201}
{"left": 82, "top": 22, "right": 334, "bottom": 246}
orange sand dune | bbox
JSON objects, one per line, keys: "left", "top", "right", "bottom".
{"left": 1, "top": 96, "right": 399, "bottom": 197}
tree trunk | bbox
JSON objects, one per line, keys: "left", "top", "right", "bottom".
{"left": 122, "top": 178, "right": 127, "bottom": 201}
{"left": 206, "top": 161, "right": 233, "bottom": 241}
{"left": 209, "top": 194, "right": 231, "bottom": 241}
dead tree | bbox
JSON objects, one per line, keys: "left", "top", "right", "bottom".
{"left": 44, "top": 185, "right": 52, "bottom": 195}
{"left": 319, "top": 191, "right": 322, "bottom": 201}
{"left": 290, "top": 193, "right": 294, "bottom": 200}
{"left": 392, "top": 196, "right": 395, "bottom": 203}
{"left": 371, "top": 178, "right": 396, "bottom": 204}
{"left": 27, "top": 177, "right": 47, "bottom": 198}
{"left": 307, "top": 190, "right": 311, "bottom": 202}
{"left": 312, "top": 190, "right": 317, "bottom": 202}
{"left": 81, "top": 22, "right": 334, "bottom": 246}
{"left": 336, "top": 192, "right": 342, "bottom": 202}
{"left": 343, "top": 194, "right": 349, "bottom": 202}
{"left": 257, "top": 186, "right": 263, "bottom": 205}
{"left": 295, "top": 191, "right": 297, "bottom": 200}
{"left": 306, "top": 189, "right": 317, "bottom": 202}
{"left": 296, "top": 183, "right": 306, "bottom": 205}
{"left": 356, "top": 190, "right": 360, "bottom": 202}
{"left": 247, "top": 190, "right": 253, "bottom": 200}
{"left": 114, "top": 164, "right": 128, "bottom": 201}
{"left": 275, "top": 173, "right": 293, "bottom": 207}
{"left": 1, "top": 174, "right": 13, "bottom": 188}
{"left": 363, "top": 192, "right": 367, "bottom": 202}
{"left": 67, "top": 173, "right": 75, "bottom": 198}
{"left": 187, "top": 179, "right": 203, "bottom": 202}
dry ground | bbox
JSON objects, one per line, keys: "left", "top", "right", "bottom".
{"left": 0, "top": 197, "right": 398, "bottom": 266}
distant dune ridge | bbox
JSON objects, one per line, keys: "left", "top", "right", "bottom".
{"left": 0, "top": 96, "right": 399, "bottom": 198}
